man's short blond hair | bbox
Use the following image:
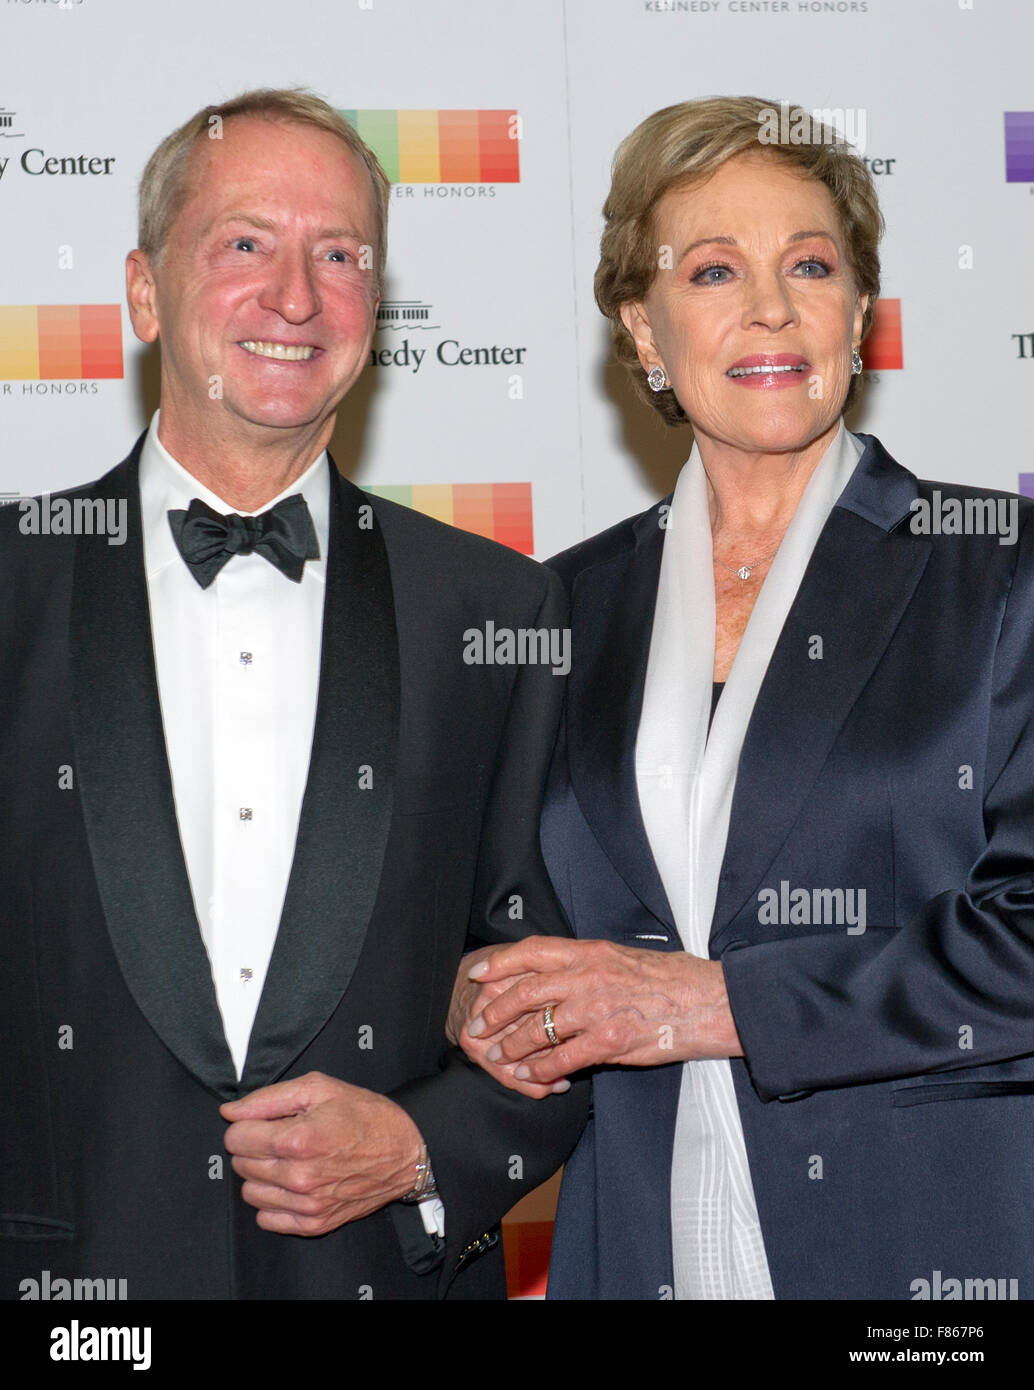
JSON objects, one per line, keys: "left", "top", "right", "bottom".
{"left": 595, "top": 96, "right": 884, "bottom": 423}
{"left": 138, "top": 88, "right": 390, "bottom": 293}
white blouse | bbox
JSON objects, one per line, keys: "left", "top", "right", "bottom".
{"left": 635, "top": 421, "right": 865, "bottom": 1299}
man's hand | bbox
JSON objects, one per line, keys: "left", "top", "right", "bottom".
{"left": 447, "top": 945, "right": 569, "bottom": 1100}
{"left": 466, "top": 936, "right": 743, "bottom": 1086}
{"left": 220, "top": 1071, "right": 425, "bottom": 1235}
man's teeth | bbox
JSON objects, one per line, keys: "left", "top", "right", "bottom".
{"left": 239, "top": 341, "right": 315, "bottom": 361}
{"left": 727, "top": 363, "right": 806, "bottom": 377}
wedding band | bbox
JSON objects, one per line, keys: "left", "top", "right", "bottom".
{"left": 543, "top": 1004, "right": 561, "bottom": 1047}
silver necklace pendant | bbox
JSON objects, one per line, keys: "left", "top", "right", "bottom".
{"left": 716, "top": 547, "right": 778, "bottom": 581}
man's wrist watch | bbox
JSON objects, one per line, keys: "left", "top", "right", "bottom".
{"left": 400, "top": 1143, "right": 438, "bottom": 1203}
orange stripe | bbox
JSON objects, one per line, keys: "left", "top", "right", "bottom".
{"left": 438, "top": 110, "right": 480, "bottom": 182}
{"left": 79, "top": 304, "right": 123, "bottom": 378}
{"left": 503, "top": 1220, "right": 554, "bottom": 1299}
{"left": 862, "top": 298, "right": 902, "bottom": 370}
{"left": 491, "top": 482, "right": 533, "bottom": 554}
{"left": 452, "top": 483, "right": 496, "bottom": 541}
{"left": 477, "top": 109, "right": 520, "bottom": 182}
{"left": 37, "top": 304, "right": 82, "bottom": 379}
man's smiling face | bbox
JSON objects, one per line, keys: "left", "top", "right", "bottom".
{"left": 128, "top": 115, "right": 380, "bottom": 455}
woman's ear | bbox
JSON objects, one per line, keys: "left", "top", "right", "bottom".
{"left": 620, "top": 300, "right": 664, "bottom": 375}
{"left": 853, "top": 292, "right": 869, "bottom": 348}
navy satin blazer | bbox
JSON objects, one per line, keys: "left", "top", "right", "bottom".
{"left": 541, "top": 433, "right": 1034, "bottom": 1300}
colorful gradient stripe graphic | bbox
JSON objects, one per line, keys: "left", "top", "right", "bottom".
{"left": 0, "top": 305, "right": 123, "bottom": 379}
{"left": 860, "top": 298, "right": 903, "bottom": 371}
{"left": 1005, "top": 112, "right": 1034, "bottom": 182}
{"left": 503, "top": 1221, "right": 554, "bottom": 1299}
{"left": 340, "top": 110, "right": 520, "bottom": 183}
{"left": 365, "top": 482, "right": 533, "bottom": 554}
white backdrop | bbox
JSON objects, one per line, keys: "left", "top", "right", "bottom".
{"left": 2, "top": 0, "right": 1032, "bottom": 562}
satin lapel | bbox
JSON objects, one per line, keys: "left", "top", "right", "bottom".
{"left": 241, "top": 462, "right": 399, "bottom": 1092}
{"left": 70, "top": 440, "right": 237, "bottom": 1096}
{"left": 565, "top": 506, "right": 676, "bottom": 934}
{"left": 710, "top": 436, "right": 929, "bottom": 949}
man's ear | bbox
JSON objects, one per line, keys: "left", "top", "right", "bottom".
{"left": 619, "top": 300, "right": 664, "bottom": 375}
{"left": 126, "top": 250, "right": 160, "bottom": 345}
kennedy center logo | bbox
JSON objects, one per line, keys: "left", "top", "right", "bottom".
{"left": 0, "top": 107, "right": 24, "bottom": 138}
{"left": 376, "top": 300, "right": 439, "bottom": 331}
{"left": 0, "top": 103, "right": 116, "bottom": 183}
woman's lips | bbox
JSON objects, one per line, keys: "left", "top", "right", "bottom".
{"left": 726, "top": 355, "right": 810, "bottom": 389}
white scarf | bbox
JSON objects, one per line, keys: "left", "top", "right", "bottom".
{"left": 635, "top": 421, "right": 864, "bottom": 1299}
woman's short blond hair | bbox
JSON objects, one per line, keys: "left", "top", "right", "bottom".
{"left": 595, "top": 96, "right": 884, "bottom": 424}
{"left": 138, "top": 88, "right": 390, "bottom": 294}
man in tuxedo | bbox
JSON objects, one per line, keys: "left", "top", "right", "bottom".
{"left": 0, "top": 89, "right": 586, "bottom": 1299}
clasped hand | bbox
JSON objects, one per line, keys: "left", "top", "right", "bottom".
{"left": 220, "top": 1072, "right": 424, "bottom": 1235}
{"left": 448, "top": 937, "right": 742, "bottom": 1098}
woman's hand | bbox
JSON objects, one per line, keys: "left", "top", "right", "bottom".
{"left": 446, "top": 944, "right": 570, "bottom": 1099}
{"left": 465, "top": 936, "right": 743, "bottom": 1086}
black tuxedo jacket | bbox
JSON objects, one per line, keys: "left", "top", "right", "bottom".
{"left": 0, "top": 436, "right": 588, "bottom": 1300}
{"left": 542, "top": 433, "right": 1034, "bottom": 1299}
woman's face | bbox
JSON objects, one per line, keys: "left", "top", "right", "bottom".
{"left": 622, "top": 151, "right": 867, "bottom": 458}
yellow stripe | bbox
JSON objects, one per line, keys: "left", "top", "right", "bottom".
{"left": 0, "top": 305, "right": 40, "bottom": 379}
{"left": 410, "top": 484, "right": 454, "bottom": 525}
{"left": 397, "top": 110, "right": 440, "bottom": 183}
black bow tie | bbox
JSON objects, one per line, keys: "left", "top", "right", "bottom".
{"left": 167, "top": 494, "right": 320, "bottom": 589}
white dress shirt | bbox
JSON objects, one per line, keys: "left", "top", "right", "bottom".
{"left": 138, "top": 412, "right": 445, "bottom": 1241}
{"left": 635, "top": 422, "right": 864, "bottom": 1299}
{"left": 140, "top": 412, "right": 328, "bottom": 1079}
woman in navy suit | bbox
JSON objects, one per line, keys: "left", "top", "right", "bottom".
{"left": 452, "top": 96, "right": 1034, "bottom": 1299}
